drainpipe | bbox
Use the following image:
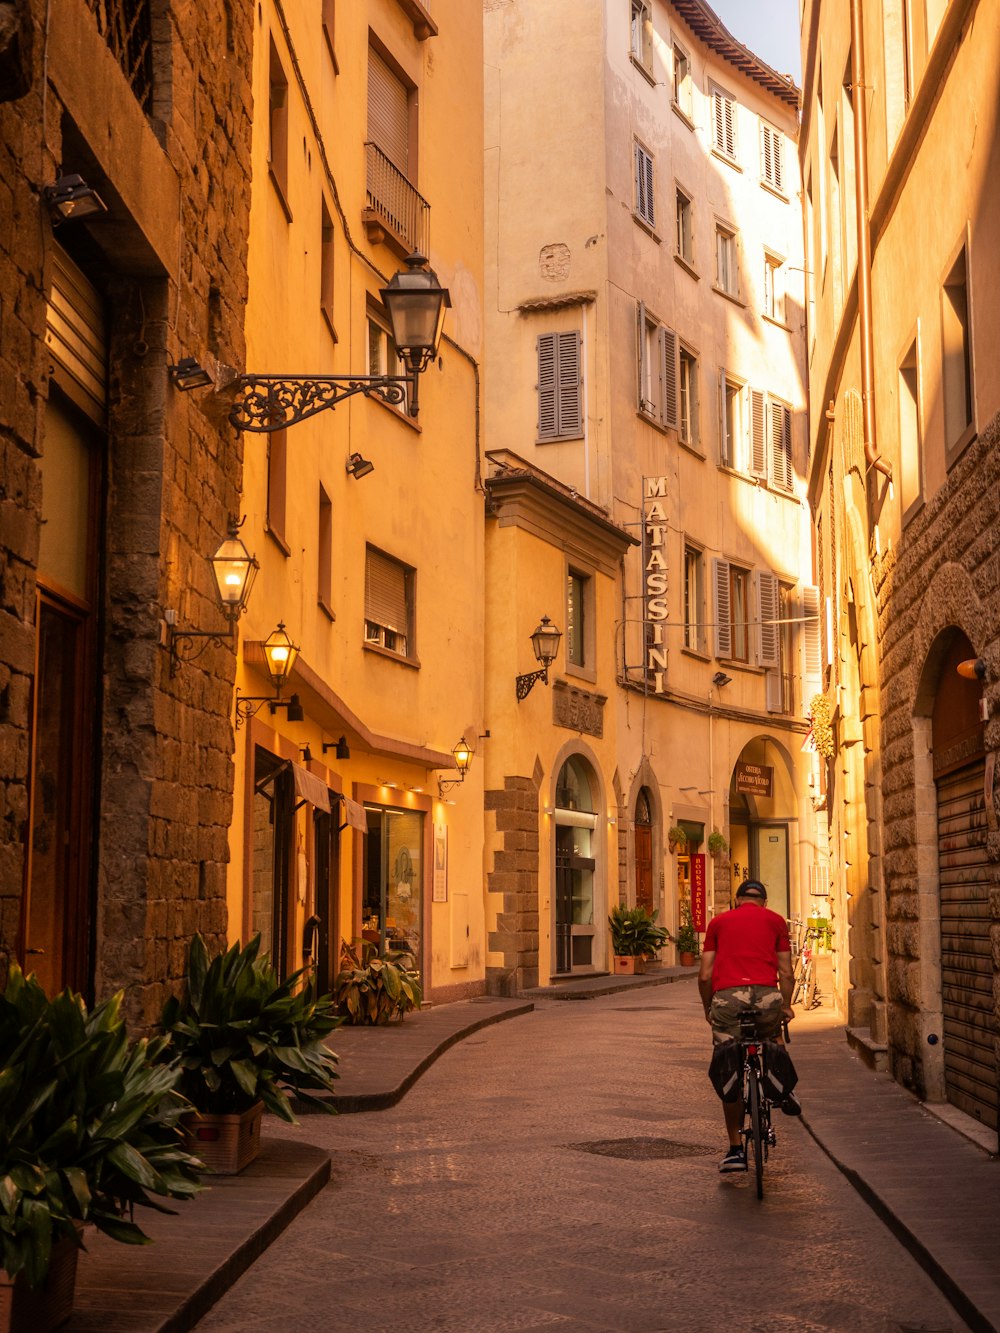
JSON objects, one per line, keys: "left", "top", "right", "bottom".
{"left": 850, "top": 0, "right": 891, "bottom": 482}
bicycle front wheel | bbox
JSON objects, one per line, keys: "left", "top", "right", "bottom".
{"left": 747, "top": 1066, "right": 765, "bottom": 1200}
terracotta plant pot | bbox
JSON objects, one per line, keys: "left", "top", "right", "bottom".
{"left": 0, "top": 1229, "right": 81, "bottom": 1333}
{"left": 613, "top": 955, "right": 645, "bottom": 974}
{"left": 679, "top": 951, "right": 696, "bottom": 967}
{"left": 182, "top": 1101, "right": 264, "bottom": 1175}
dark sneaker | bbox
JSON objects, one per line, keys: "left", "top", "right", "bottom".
{"left": 719, "top": 1145, "right": 747, "bottom": 1173}
{"left": 780, "top": 1093, "right": 802, "bottom": 1116}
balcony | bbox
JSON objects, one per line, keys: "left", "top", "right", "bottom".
{"left": 363, "top": 142, "right": 430, "bottom": 258}
{"left": 84, "top": 0, "right": 153, "bottom": 111}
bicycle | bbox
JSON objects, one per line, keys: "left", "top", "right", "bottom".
{"left": 736, "top": 1008, "right": 791, "bottom": 1200}
{"left": 791, "top": 925, "right": 821, "bottom": 1010}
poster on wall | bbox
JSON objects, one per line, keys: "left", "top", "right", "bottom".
{"left": 690, "top": 854, "right": 707, "bottom": 931}
{"left": 433, "top": 823, "right": 448, "bottom": 903}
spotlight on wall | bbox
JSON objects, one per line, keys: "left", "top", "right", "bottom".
{"left": 712, "top": 671, "right": 732, "bottom": 688}
{"left": 345, "top": 452, "right": 375, "bottom": 480}
{"left": 956, "top": 657, "right": 988, "bottom": 682}
{"left": 43, "top": 174, "right": 108, "bottom": 225}
{"left": 300, "top": 744, "right": 313, "bottom": 764}
{"left": 168, "top": 357, "right": 214, "bottom": 391}
{"left": 322, "top": 735, "right": 351, "bottom": 760}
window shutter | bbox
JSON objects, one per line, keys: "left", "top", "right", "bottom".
{"left": 365, "top": 548, "right": 407, "bottom": 632}
{"left": 556, "top": 331, "right": 583, "bottom": 437}
{"left": 713, "top": 558, "right": 732, "bottom": 658}
{"left": 718, "top": 369, "right": 729, "bottom": 466}
{"left": 661, "top": 327, "right": 678, "bottom": 429}
{"left": 802, "top": 585, "right": 821, "bottom": 685}
{"left": 636, "top": 301, "right": 647, "bottom": 411}
{"left": 712, "top": 89, "right": 724, "bottom": 153}
{"left": 643, "top": 151, "right": 655, "bottom": 225}
{"left": 723, "top": 94, "right": 735, "bottom": 157}
{"left": 769, "top": 400, "right": 792, "bottom": 489}
{"left": 755, "top": 569, "right": 780, "bottom": 669}
{"left": 367, "top": 47, "right": 409, "bottom": 174}
{"left": 537, "top": 333, "right": 558, "bottom": 440}
{"left": 749, "top": 388, "right": 767, "bottom": 478}
{"left": 765, "top": 670, "right": 784, "bottom": 713}
{"left": 634, "top": 144, "right": 654, "bottom": 226}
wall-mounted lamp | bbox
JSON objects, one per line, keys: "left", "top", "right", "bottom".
{"left": 43, "top": 174, "right": 107, "bottom": 225}
{"left": 164, "top": 521, "right": 259, "bottom": 675}
{"left": 322, "top": 735, "right": 351, "bottom": 761}
{"left": 169, "top": 357, "right": 214, "bottom": 391}
{"left": 346, "top": 452, "right": 375, "bottom": 480}
{"left": 300, "top": 744, "right": 314, "bottom": 764}
{"left": 437, "top": 735, "right": 474, "bottom": 798}
{"left": 712, "top": 671, "right": 732, "bottom": 688}
{"left": 224, "top": 253, "right": 450, "bottom": 431}
{"left": 957, "top": 657, "right": 988, "bottom": 682}
{"left": 235, "top": 622, "right": 301, "bottom": 728}
{"left": 515, "top": 616, "right": 563, "bottom": 700}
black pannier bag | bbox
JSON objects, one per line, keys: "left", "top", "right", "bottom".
{"left": 708, "top": 1041, "right": 742, "bottom": 1102}
{"left": 762, "top": 1041, "right": 798, "bottom": 1100}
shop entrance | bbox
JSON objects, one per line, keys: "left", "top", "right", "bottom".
{"left": 363, "top": 806, "right": 424, "bottom": 975}
{"left": 634, "top": 787, "right": 653, "bottom": 914}
{"left": 553, "top": 755, "right": 599, "bottom": 975}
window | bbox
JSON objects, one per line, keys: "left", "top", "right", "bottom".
{"left": 633, "top": 140, "right": 655, "bottom": 228}
{"left": 715, "top": 224, "right": 739, "bottom": 298}
{"left": 368, "top": 44, "right": 411, "bottom": 177}
{"left": 630, "top": 0, "right": 652, "bottom": 73}
{"left": 320, "top": 199, "right": 336, "bottom": 338}
{"left": 673, "top": 44, "right": 693, "bottom": 118}
{"left": 718, "top": 372, "right": 744, "bottom": 470}
{"left": 368, "top": 305, "right": 408, "bottom": 413}
{"left": 763, "top": 252, "right": 785, "bottom": 322}
{"left": 365, "top": 546, "right": 414, "bottom": 659}
{"left": 902, "top": 0, "right": 928, "bottom": 111}
{"left": 268, "top": 39, "right": 290, "bottom": 218}
{"left": 768, "top": 399, "right": 793, "bottom": 492}
{"left": 683, "top": 545, "right": 703, "bottom": 651}
{"left": 714, "top": 559, "right": 749, "bottom": 661}
{"left": 711, "top": 84, "right": 737, "bottom": 162}
{"left": 760, "top": 121, "right": 784, "bottom": 193}
{"left": 322, "top": 0, "right": 338, "bottom": 71}
{"left": 675, "top": 188, "right": 693, "bottom": 265}
{"left": 679, "top": 346, "right": 699, "bottom": 447}
{"left": 537, "top": 331, "right": 583, "bottom": 441}
{"left": 266, "top": 429, "right": 288, "bottom": 550}
{"left": 318, "top": 486, "right": 333, "bottom": 615}
{"left": 941, "top": 246, "right": 973, "bottom": 452}
{"left": 636, "top": 303, "right": 678, "bottom": 429}
{"left": 567, "top": 568, "right": 593, "bottom": 671}
{"left": 898, "top": 337, "right": 922, "bottom": 514}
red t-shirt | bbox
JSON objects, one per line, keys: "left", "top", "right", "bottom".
{"left": 703, "top": 903, "right": 790, "bottom": 992}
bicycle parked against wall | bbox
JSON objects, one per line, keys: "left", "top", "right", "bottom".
{"left": 788, "top": 917, "right": 822, "bottom": 1011}
{"left": 737, "top": 1008, "right": 792, "bottom": 1200}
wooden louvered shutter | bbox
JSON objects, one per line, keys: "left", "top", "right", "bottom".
{"left": 660, "top": 327, "right": 678, "bottom": 429}
{"left": 636, "top": 301, "right": 647, "bottom": 411}
{"left": 755, "top": 569, "right": 780, "bottom": 669}
{"left": 713, "top": 558, "right": 732, "bottom": 658}
{"left": 765, "top": 670, "right": 784, "bottom": 713}
{"left": 718, "top": 369, "right": 729, "bottom": 466}
{"left": 770, "top": 400, "right": 792, "bottom": 490}
{"left": 368, "top": 47, "right": 409, "bottom": 174}
{"left": 802, "top": 585, "right": 821, "bottom": 688}
{"left": 713, "top": 89, "right": 725, "bottom": 153}
{"left": 556, "top": 331, "right": 583, "bottom": 437}
{"left": 724, "top": 95, "right": 735, "bottom": 157}
{"left": 365, "top": 547, "right": 407, "bottom": 633}
{"left": 537, "top": 333, "right": 558, "bottom": 440}
{"left": 749, "top": 388, "right": 767, "bottom": 478}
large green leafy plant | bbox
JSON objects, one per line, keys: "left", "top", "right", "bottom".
{"left": 609, "top": 904, "right": 670, "bottom": 957}
{"left": 0, "top": 966, "right": 202, "bottom": 1290}
{"left": 160, "top": 935, "right": 341, "bottom": 1124}
{"left": 335, "top": 939, "right": 422, "bottom": 1025}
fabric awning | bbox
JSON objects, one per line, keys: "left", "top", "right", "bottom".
{"left": 339, "top": 795, "right": 368, "bottom": 832}
{"left": 292, "top": 762, "right": 331, "bottom": 813}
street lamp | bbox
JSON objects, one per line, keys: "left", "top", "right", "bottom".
{"left": 164, "top": 522, "right": 259, "bottom": 675}
{"left": 234, "top": 622, "right": 303, "bottom": 728}
{"left": 438, "top": 735, "right": 474, "bottom": 798}
{"left": 516, "top": 617, "right": 563, "bottom": 701}
{"left": 225, "top": 253, "right": 450, "bottom": 431}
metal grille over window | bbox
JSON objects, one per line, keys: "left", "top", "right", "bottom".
{"left": 84, "top": 0, "right": 153, "bottom": 111}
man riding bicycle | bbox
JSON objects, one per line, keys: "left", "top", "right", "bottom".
{"left": 698, "top": 878, "right": 799, "bottom": 1174}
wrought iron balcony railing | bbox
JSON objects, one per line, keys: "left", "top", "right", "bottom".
{"left": 364, "top": 142, "right": 430, "bottom": 255}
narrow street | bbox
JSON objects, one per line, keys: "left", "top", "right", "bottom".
{"left": 196, "top": 985, "right": 968, "bottom": 1333}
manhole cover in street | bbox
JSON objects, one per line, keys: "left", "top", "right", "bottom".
{"left": 567, "top": 1136, "right": 714, "bottom": 1160}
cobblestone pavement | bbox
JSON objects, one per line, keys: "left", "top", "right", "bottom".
{"left": 196, "top": 984, "right": 969, "bottom": 1333}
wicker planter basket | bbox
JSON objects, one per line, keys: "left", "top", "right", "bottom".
{"left": 182, "top": 1101, "right": 264, "bottom": 1175}
{"left": 0, "top": 1230, "right": 81, "bottom": 1333}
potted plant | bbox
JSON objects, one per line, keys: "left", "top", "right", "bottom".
{"left": 608, "top": 904, "right": 669, "bottom": 974}
{"left": 0, "top": 965, "right": 203, "bottom": 1332}
{"left": 707, "top": 831, "right": 728, "bottom": 857}
{"left": 160, "top": 934, "right": 341, "bottom": 1174}
{"left": 668, "top": 825, "right": 688, "bottom": 853}
{"left": 670, "top": 900, "right": 701, "bottom": 966}
{"left": 335, "top": 939, "right": 423, "bottom": 1024}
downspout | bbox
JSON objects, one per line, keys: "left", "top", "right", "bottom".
{"left": 850, "top": 0, "right": 891, "bottom": 482}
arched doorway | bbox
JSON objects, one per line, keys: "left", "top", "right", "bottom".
{"left": 553, "top": 755, "right": 600, "bottom": 975}
{"left": 634, "top": 787, "right": 653, "bottom": 914}
{"left": 727, "top": 739, "right": 795, "bottom": 920}
{"left": 931, "top": 632, "right": 996, "bottom": 1131}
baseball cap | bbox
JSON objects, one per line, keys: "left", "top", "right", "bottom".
{"left": 736, "top": 878, "right": 767, "bottom": 901}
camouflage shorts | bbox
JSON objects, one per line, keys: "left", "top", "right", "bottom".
{"left": 709, "top": 985, "right": 783, "bottom": 1043}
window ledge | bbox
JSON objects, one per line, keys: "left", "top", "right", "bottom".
{"left": 716, "top": 659, "right": 763, "bottom": 676}
{"left": 637, "top": 407, "right": 670, "bottom": 436}
{"left": 674, "top": 253, "right": 699, "bottom": 281}
{"left": 265, "top": 525, "right": 291, "bottom": 558}
{"left": 269, "top": 167, "right": 293, "bottom": 224}
{"left": 711, "top": 147, "right": 742, "bottom": 173}
{"left": 364, "top": 641, "right": 420, "bottom": 669}
{"left": 712, "top": 284, "right": 745, "bottom": 308}
{"left": 368, "top": 390, "right": 422, "bottom": 433}
{"left": 630, "top": 53, "right": 656, "bottom": 86}
{"left": 681, "top": 646, "right": 711, "bottom": 663}
{"left": 760, "top": 179, "right": 788, "bottom": 203}
{"left": 393, "top": 0, "right": 438, "bottom": 40}
{"left": 672, "top": 102, "right": 695, "bottom": 132}
{"left": 566, "top": 662, "right": 598, "bottom": 686}
{"left": 320, "top": 306, "right": 339, "bottom": 343}
{"left": 632, "top": 213, "right": 661, "bottom": 242}
{"left": 945, "top": 422, "right": 977, "bottom": 471}
{"left": 762, "top": 312, "right": 790, "bottom": 332}
{"left": 318, "top": 598, "right": 336, "bottom": 622}
{"left": 678, "top": 437, "right": 705, "bottom": 461}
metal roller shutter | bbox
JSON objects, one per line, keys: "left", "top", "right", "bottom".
{"left": 367, "top": 47, "right": 409, "bottom": 174}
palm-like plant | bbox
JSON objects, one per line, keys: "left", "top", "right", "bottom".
{"left": 335, "top": 939, "right": 422, "bottom": 1025}
{"left": 0, "top": 966, "right": 202, "bottom": 1289}
{"left": 609, "top": 904, "right": 670, "bottom": 957}
{"left": 160, "top": 934, "right": 341, "bottom": 1124}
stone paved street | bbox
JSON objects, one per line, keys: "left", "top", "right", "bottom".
{"left": 195, "top": 984, "right": 970, "bottom": 1332}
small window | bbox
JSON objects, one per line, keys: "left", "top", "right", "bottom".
{"left": 368, "top": 306, "right": 408, "bottom": 413}
{"left": 899, "top": 338, "right": 922, "bottom": 514}
{"left": 760, "top": 122, "right": 784, "bottom": 193}
{"left": 675, "top": 188, "right": 693, "bottom": 265}
{"left": 567, "top": 568, "right": 593, "bottom": 670}
{"left": 636, "top": 303, "right": 678, "bottom": 430}
{"left": 537, "top": 331, "right": 583, "bottom": 442}
{"left": 711, "top": 84, "right": 737, "bottom": 162}
{"left": 673, "top": 43, "right": 693, "bottom": 118}
{"left": 633, "top": 140, "right": 655, "bottom": 228}
{"left": 268, "top": 40, "right": 291, "bottom": 218}
{"left": 715, "top": 224, "right": 739, "bottom": 298}
{"left": 365, "top": 546, "right": 414, "bottom": 659}
{"left": 941, "top": 246, "right": 973, "bottom": 452}
{"left": 318, "top": 486, "right": 333, "bottom": 615}
{"left": 679, "top": 347, "right": 699, "bottom": 447}
{"left": 763, "top": 252, "right": 785, "bottom": 322}
{"left": 320, "top": 199, "right": 336, "bottom": 338}
{"left": 630, "top": 0, "right": 652, "bottom": 73}
{"left": 718, "top": 373, "right": 744, "bottom": 471}
{"left": 266, "top": 429, "right": 289, "bottom": 551}
{"left": 683, "top": 545, "right": 703, "bottom": 651}
{"left": 713, "top": 558, "right": 749, "bottom": 662}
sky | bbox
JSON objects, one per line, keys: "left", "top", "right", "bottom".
{"left": 708, "top": 0, "right": 803, "bottom": 85}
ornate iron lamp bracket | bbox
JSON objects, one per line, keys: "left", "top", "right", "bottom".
{"left": 515, "top": 666, "right": 550, "bottom": 701}
{"left": 230, "top": 374, "right": 415, "bottom": 432}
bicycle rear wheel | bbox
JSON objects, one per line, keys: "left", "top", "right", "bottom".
{"left": 747, "top": 1066, "right": 765, "bottom": 1200}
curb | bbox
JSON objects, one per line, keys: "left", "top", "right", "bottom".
{"left": 520, "top": 968, "right": 699, "bottom": 1001}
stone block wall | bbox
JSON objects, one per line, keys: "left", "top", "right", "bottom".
{"left": 485, "top": 775, "right": 540, "bottom": 994}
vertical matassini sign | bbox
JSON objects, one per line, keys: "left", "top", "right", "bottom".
{"left": 644, "top": 476, "right": 668, "bottom": 693}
